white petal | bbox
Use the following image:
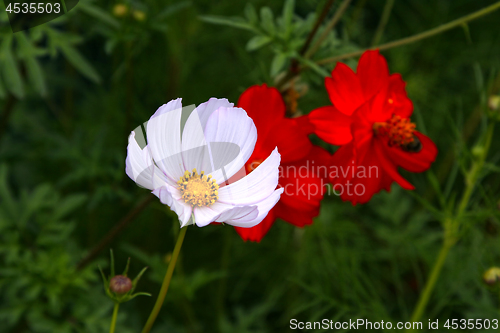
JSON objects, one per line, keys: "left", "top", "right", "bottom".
{"left": 194, "top": 98, "right": 234, "bottom": 130}
{"left": 203, "top": 107, "right": 257, "bottom": 184}
{"left": 223, "top": 188, "right": 283, "bottom": 228}
{"left": 152, "top": 186, "right": 193, "bottom": 227}
{"left": 180, "top": 107, "right": 211, "bottom": 173}
{"left": 218, "top": 148, "right": 280, "bottom": 205}
{"left": 215, "top": 205, "right": 259, "bottom": 225}
{"left": 125, "top": 131, "right": 170, "bottom": 189}
{"left": 146, "top": 99, "right": 185, "bottom": 182}
{"left": 192, "top": 201, "right": 257, "bottom": 227}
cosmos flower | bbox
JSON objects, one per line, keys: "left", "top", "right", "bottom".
{"left": 306, "top": 50, "right": 437, "bottom": 204}
{"left": 233, "top": 85, "right": 330, "bottom": 242}
{"left": 125, "top": 98, "right": 284, "bottom": 227}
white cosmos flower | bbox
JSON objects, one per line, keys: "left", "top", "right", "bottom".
{"left": 126, "top": 98, "right": 283, "bottom": 228}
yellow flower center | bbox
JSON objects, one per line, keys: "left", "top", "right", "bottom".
{"left": 177, "top": 169, "right": 219, "bottom": 207}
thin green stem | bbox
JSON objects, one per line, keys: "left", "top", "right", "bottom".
{"left": 305, "top": 0, "right": 352, "bottom": 59}
{"left": 408, "top": 242, "right": 451, "bottom": 327}
{"left": 371, "top": 0, "right": 395, "bottom": 46}
{"left": 408, "top": 122, "right": 495, "bottom": 328}
{"left": 141, "top": 226, "right": 188, "bottom": 333}
{"left": 60, "top": 0, "right": 67, "bottom": 13}
{"left": 456, "top": 122, "right": 495, "bottom": 218}
{"left": 109, "top": 303, "right": 120, "bottom": 333}
{"left": 316, "top": 1, "right": 500, "bottom": 65}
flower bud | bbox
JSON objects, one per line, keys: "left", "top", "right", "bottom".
{"left": 132, "top": 10, "right": 146, "bottom": 22}
{"left": 110, "top": 275, "right": 132, "bottom": 294}
{"left": 471, "top": 145, "right": 485, "bottom": 158}
{"left": 489, "top": 95, "right": 500, "bottom": 111}
{"left": 483, "top": 267, "right": 500, "bottom": 285}
{"left": 113, "top": 4, "right": 128, "bottom": 17}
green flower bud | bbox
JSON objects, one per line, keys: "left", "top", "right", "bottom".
{"left": 489, "top": 95, "right": 500, "bottom": 111}
{"left": 483, "top": 267, "right": 500, "bottom": 285}
{"left": 471, "top": 145, "right": 485, "bottom": 158}
{"left": 132, "top": 10, "right": 146, "bottom": 22}
{"left": 113, "top": 4, "right": 128, "bottom": 17}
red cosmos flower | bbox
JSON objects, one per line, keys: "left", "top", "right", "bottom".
{"left": 307, "top": 50, "right": 437, "bottom": 204}
{"left": 234, "top": 84, "right": 329, "bottom": 242}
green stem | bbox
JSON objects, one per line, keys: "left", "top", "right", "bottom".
{"left": 141, "top": 226, "right": 188, "bottom": 333}
{"left": 371, "top": 0, "right": 395, "bottom": 46}
{"left": 316, "top": 1, "right": 500, "bottom": 65}
{"left": 408, "top": 242, "right": 451, "bottom": 327}
{"left": 408, "top": 122, "right": 495, "bottom": 328}
{"left": 305, "top": 0, "right": 353, "bottom": 59}
{"left": 109, "top": 303, "right": 120, "bottom": 333}
{"left": 60, "top": 0, "right": 67, "bottom": 13}
{"left": 456, "top": 122, "right": 495, "bottom": 218}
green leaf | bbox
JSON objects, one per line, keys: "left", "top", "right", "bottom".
{"left": 15, "top": 32, "right": 47, "bottom": 97}
{"left": 156, "top": 1, "right": 191, "bottom": 20}
{"left": 79, "top": 3, "right": 120, "bottom": 29}
{"left": 53, "top": 194, "right": 86, "bottom": 220}
{"left": 282, "top": 0, "right": 295, "bottom": 38}
{"left": 0, "top": 69, "right": 6, "bottom": 98}
{"left": 260, "top": 7, "right": 275, "bottom": 35}
{"left": 59, "top": 43, "right": 101, "bottom": 83}
{"left": 110, "top": 249, "right": 115, "bottom": 278}
{"left": 244, "top": 3, "right": 258, "bottom": 25}
{"left": 426, "top": 170, "right": 446, "bottom": 209}
{"left": 0, "top": 36, "right": 24, "bottom": 99}
{"left": 296, "top": 55, "right": 329, "bottom": 77}
{"left": 246, "top": 35, "right": 272, "bottom": 51}
{"left": 199, "top": 15, "right": 256, "bottom": 32}
{"left": 128, "top": 292, "right": 151, "bottom": 300}
{"left": 270, "top": 53, "right": 287, "bottom": 76}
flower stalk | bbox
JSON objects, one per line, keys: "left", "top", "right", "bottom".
{"left": 408, "top": 121, "right": 495, "bottom": 329}
{"left": 317, "top": 1, "right": 500, "bottom": 65}
{"left": 109, "top": 303, "right": 120, "bottom": 333}
{"left": 141, "top": 225, "right": 189, "bottom": 333}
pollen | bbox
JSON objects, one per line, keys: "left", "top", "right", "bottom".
{"left": 373, "top": 115, "right": 416, "bottom": 147}
{"left": 177, "top": 169, "right": 219, "bottom": 207}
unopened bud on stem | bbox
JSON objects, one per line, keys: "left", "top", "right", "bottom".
{"left": 483, "top": 267, "right": 500, "bottom": 285}
{"left": 110, "top": 275, "right": 132, "bottom": 294}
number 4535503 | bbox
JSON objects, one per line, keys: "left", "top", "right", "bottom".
{"left": 6, "top": 2, "right": 61, "bottom": 14}
{"left": 444, "top": 319, "right": 498, "bottom": 330}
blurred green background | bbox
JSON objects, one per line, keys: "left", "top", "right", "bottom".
{"left": 0, "top": 0, "right": 500, "bottom": 332}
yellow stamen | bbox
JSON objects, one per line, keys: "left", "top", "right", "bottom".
{"left": 177, "top": 169, "right": 219, "bottom": 207}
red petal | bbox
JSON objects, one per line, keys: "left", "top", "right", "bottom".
{"left": 373, "top": 139, "right": 414, "bottom": 190}
{"left": 357, "top": 50, "right": 389, "bottom": 100}
{"left": 256, "top": 118, "right": 312, "bottom": 164}
{"left": 326, "top": 63, "right": 364, "bottom": 115}
{"left": 274, "top": 203, "right": 318, "bottom": 227}
{"left": 239, "top": 84, "right": 312, "bottom": 164}
{"left": 237, "top": 84, "right": 285, "bottom": 140}
{"left": 234, "top": 211, "right": 275, "bottom": 242}
{"left": 308, "top": 106, "right": 353, "bottom": 145}
{"left": 384, "top": 131, "right": 438, "bottom": 173}
{"left": 388, "top": 74, "right": 413, "bottom": 119}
